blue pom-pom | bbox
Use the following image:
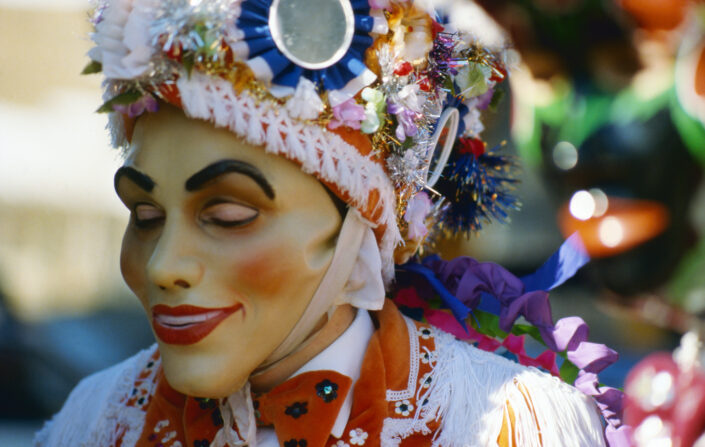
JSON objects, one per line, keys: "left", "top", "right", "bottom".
{"left": 435, "top": 138, "right": 520, "bottom": 235}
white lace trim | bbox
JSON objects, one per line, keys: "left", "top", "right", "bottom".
{"left": 380, "top": 417, "right": 432, "bottom": 447}
{"left": 172, "top": 71, "right": 401, "bottom": 284}
{"left": 33, "top": 344, "right": 159, "bottom": 447}
{"left": 385, "top": 317, "right": 420, "bottom": 402}
{"left": 98, "top": 344, "right": 159, "bottom": 446}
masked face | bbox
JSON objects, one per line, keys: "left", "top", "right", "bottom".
{"left": 116, "top": 105, "right": 342, "bottom": 398}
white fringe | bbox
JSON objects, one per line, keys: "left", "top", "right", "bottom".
{"left": 175, "top": 71, "right": 401, "bottom": 285}
{"left": 416, "top": 330, "right": 606, "bottom": 447}
{"left": 34, "top": 345, "right": 158, "bottom": 447}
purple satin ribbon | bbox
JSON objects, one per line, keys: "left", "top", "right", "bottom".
{"left": 397, "top": 234, "right": 628, "bottom": 446}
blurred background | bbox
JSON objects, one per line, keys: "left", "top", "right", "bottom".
{"left": 0, "top": 0, "right": 703, "bottom": 445}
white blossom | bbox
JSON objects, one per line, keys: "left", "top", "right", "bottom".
{"left": 285, "top": 78, "right": 325, "bottom": 120}
{"left": 91, "top": 0, "right": 158, "bottom": 79}
{"left": 349, "top": 428, "right": 368, "bottom": 445}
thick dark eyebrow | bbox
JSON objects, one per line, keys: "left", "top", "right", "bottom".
{"left": 185, "top": 159, "right": 275, "bottom": 200}
{"left": 114, "top": 166, "right": 156, "bottom": 193}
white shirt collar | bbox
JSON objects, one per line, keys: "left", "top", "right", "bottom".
{"left": 289, "top": 308, "right": 375, "bottom": 438}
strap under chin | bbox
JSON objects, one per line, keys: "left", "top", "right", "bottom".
{"left": 260, "top": 209, "right": 383, "bottom": 368}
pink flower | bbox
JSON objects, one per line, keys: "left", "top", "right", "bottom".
{"left": 328, "top": 99, "right": 365, "bottom": 130}
{"left": 404, "top": 192, "right": 432, "bottom": 240}
{"left": 369, "top": 0, "right": 391, "bottom": 10}
{"left": 113, "top": 94, "right": 159, "bottom": 118}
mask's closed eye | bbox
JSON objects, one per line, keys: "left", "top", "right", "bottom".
{"left": 200, "top": 200, "right": 259, "bottom": 227}
{"left": 134, "top": 203, "right": 165, "bottom": 228}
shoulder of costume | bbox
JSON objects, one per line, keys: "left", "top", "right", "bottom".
{"left": 422, "top": 327, "right": 606, "bottom": 447}
{"left": 33, "top": 344, "right": 159, "bottom": 447}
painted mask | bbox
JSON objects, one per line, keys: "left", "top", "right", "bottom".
{"left": 116, "top": 105, "right": 342, "bottom": 397}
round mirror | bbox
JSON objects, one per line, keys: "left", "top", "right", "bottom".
{"left": 269, "top": 0, "right": 355, "bottom": 70}
{"left": 426, "top": 108, "right": 460, "bottom": 188}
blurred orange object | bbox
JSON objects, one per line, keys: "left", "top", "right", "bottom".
{"left": 558, "top": 197, "right": 670, "bottom": 258}
{"left": 618, "top": 0, "right": 689, "bottom": 31}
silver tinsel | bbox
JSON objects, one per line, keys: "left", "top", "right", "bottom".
{"left": 150, "top": 0, "right": 242, "bottom": 61}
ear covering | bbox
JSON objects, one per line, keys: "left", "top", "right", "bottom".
{"left": 338, "top": 221, "right": 385, "bottom": 310}
{"left": 262, "top": 210, "right": 385, "bottom": 366}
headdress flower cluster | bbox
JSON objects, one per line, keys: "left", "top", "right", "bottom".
{"left": 85, "top": 0, "right": 519, "bottom": 281}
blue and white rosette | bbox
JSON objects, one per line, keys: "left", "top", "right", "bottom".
{"left": 233, "top": 0, "right": 384, "bottom": 104}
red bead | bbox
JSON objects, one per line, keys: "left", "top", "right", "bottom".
{"left": 394, "top": 61, "right": 414, "bottom": 76}
{"left": 418, "top": 77, "right": 432, "bottom": 92}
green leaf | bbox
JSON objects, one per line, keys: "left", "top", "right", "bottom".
{"left": 473, "top": 310, "right": 507, "bottom": 338}
{"left": 511, "top": 324, "right": 545, "bottom": 347}
{"left": 455, "top": 62, "right": 491, "bottom": 98}
{"left": 559, "top": 359, "right": 580, "bottom": 384}
{"left": 96, "top": 91, "right": 143, "bottom": 113}
{"left": 443, "top": 76, "right": 456, "bottom": 97}
{"left": 81, "top": 60, "right": 102, "bottom": 75}
{"left": 182, "top": 53, "right": 195, "bottom": 78}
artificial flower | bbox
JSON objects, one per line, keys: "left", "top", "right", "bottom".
{"left": 388, "top": 3, "right": 433, "bottom": 63}
{"left": 387, "top": 101, "right": 418, "bottom": 139}
{"left": 396, "top": 83, "right": 423, "bottom": 112}
{"left": 89, "top": 0, "right": 155, "bottom": 79}
{"left": 361, "top": 87, "right": 386, "bottom": 134}
{"left": 328, "top": 98, "right": 365, "bottom": 130}
{"left": 361, "top": 107, "right": 382, "bottom": 134}
{"left": 285, "top": 78, "right": 325, "bottom": 120}
{"left": 462, "top": 108, "right": 485, "bottom": 137}
{"left": 368, "top": 0, "right": 391, "bottom": 10}
{"left": 458, "top": 137, "right": 486, "bottom": 158}
{"left": 113, "top": 93, "right": 159, "bottom": 118}
{"left": 404, "top": 192, "right": 432, "bottom": 240}
{"left": 473, "top": 87, "right": 495, "bottom": 110}
{"left": 454, "top": 62, "right": 492, "bottom": 99}
{"left": 394, "top": 61, "right": 414, "bottom": 76}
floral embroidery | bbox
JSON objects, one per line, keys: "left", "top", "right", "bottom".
{"left": 420, "top": 349, "right": 437, "bottom": 364}
{"left": 418, "top": 327, "right": 433, "bottom": 340}
{"left": 284, "top": 439, "right": 308, "bottom": 447}
{"left": 334, "top": 441, "right": 350, "bottom": 447}
{"left": 316, "top": 379, "right": 339, "bottom": 403}
{"left": 394, "top": 399, "right": 414, "bottom": 416}
{"left": 195, "top": 398, "right": 217, "bottom": 409}
{"left": 349, "top": 428, "right": 368, "bottom": 445}
{"left": 161, "top": 430, "right": 177, "bottom": 443}
{"left": 153, "top": 419, "right": 170, "bottom": 433}
{"left": 419, "top": 373, "right": 432, "bottom": 389}
{"left": 285, "top": 401, "right": 309, "bottom": 419}
{"left": 211, "top": 408, "right": 224, "bottom": 426}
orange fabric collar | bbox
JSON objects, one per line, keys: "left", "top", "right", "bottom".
{"left": 129, "top": 300, "right": 437, "bottom": 447}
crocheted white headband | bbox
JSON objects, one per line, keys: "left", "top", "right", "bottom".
{"left": 87, "top": 0, "right": 514, "bottom": 284}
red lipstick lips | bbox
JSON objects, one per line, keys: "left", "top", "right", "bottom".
{"left": 151, "top": 303, "right": 242, "bottom": 345}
